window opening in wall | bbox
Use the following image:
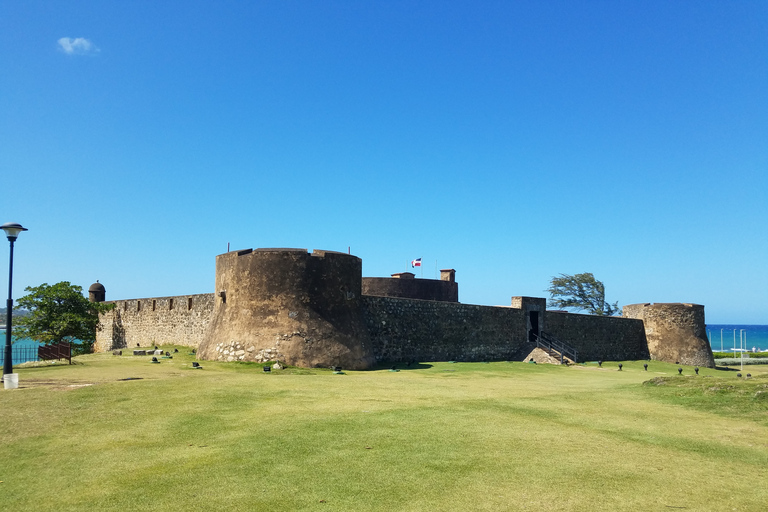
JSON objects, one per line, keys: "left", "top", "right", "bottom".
{"left": 152, "top": 300, "right": 156, "bottom": 311}
{"left": 137, "top": 300, "right": 141, "bottom": 312}
{"left": 124, "top": 301, "right": 128, "bottom": 311}
{"left": 169, "top": 298, "right": 174, "bottom": 310}
{"left": 188, "top": 297, "right": 193, "bottom": 310}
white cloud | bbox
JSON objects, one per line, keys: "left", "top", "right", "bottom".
{"left": 57, "top": 37, "right": 98, "bottom": 55}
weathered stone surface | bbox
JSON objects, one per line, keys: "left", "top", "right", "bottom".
{"left": 198, "top": 249, "right": 375, "bottom": 370}
{"left": 544, "top": 311, "right": 649, "bottom": 362}
{"left": 361, "top": 296, "right": 531, "bottom": 363}
{"left": 362, "top": 275, "right": 458, "bottom": 302}
{"left": 133, "top": 350, "right": 146, "bottom": 356}
{"left": 95, "top": 294, "right": 214, "bottom": 352}
{"left": 623, "top": 303, "right": 715, "bottom": 368}
{"left": 93, "top": 249, "right": 708, "bottom": 369}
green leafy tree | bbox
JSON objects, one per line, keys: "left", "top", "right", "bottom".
{"left": 546, "top": 272, "right": 619, "bottom": 316}
{"left": 14, "top": 282, "right": 114, "bottom": 353}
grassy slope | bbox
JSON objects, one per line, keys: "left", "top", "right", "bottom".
{"left": 1, "top": 352, "right": 767, "bottom": 511}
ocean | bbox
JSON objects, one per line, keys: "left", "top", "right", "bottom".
{"left": 706, "top": 324, "right": 768, "bottom": 353}
{"left": 0, "top": 330, "right": 43, "bottom": 365}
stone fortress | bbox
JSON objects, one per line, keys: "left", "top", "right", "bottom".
{"left": 93, "top": 248, "right": 716, "bottom": 369}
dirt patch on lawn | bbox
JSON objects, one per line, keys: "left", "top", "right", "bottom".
{"left": 13, "top": 380, "right": 96, "bottom": 391}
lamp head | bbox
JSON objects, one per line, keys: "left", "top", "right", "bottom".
{"left": 1, "top": 222, "right": 27, "bottom": 242}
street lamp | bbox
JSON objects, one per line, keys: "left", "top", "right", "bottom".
{"left": 2, "top": 222, "right": 27, "bottom": 378}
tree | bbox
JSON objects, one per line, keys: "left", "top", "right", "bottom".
{"left": 14, "top": 282, "right": 114, "bottom": 353}
{"left": 546, "top": 273, "right": 619, "bottom": 316}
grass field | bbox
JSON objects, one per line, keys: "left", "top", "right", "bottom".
{"left": 2, "top": 349, "right": 767, "bottom": 511}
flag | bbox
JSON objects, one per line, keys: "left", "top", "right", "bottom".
{"left": 411, "top": 258, "right": 422, "bottom": 268}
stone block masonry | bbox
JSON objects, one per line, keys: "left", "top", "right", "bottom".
{"left": 361, "top": 296, "right": 531, "bottom": 363}
{"left": 95, "top": 293, "right": 214, "bottom": 352}
{"left": 197, "top": 249, "right": 375, "bottom": 369}
{"left": 92, "top": 247, "right": 709, "bottom": 369}
{"left": 544, "top": 311, "right": 649, "bottom": 361}
{"left": 622, "top": 303, "right": 715, "bottom": 368}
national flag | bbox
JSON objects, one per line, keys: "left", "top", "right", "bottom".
{"left": 411, "top": 258, "right": 422, "bottom": 268}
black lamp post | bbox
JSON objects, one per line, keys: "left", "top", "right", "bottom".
{"left": 2, "top": 222, "right": 27, "bottom": 378}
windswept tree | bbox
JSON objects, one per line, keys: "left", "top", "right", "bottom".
{"left": 14, "top": 282, "right": 114, "bottom": 353}
{"left": 547, "top": 273, "right": 619, "bottom": 316}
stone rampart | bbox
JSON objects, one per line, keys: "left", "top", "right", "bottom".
{"left": 361, "top": 296, "right": 530, "bottom": 363}
{"left": 197, "top": 248, "right": 375, "bottom": 369}
{"left": 622, "top": 303, "right": 715, "bottom": 368}
{"left": 544, "top": 311, "right": 649, "bottom": 361}
{"left": 95, "top": 293, "right": 214, "bottom": 352}
{"left": 362, "top": 277, "right": 458, "bottom": 302}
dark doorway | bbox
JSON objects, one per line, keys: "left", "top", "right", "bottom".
{"left": 528, "top": 311, "right": 539, "bottom": 342}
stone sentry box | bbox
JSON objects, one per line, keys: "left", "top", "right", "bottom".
{"left": 197, "top": 248, "right": 375, "bottom": 369}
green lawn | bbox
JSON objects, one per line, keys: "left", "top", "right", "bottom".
{"left": 2, "top": 350, "right": 767, "bottom": 511}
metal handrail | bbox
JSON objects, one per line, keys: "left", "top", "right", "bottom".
{"left": 532, "top": 331, "right": 578, "bottom": 363}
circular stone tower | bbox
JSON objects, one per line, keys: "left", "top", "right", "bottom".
{"left": 197, "top": 248, "right": 375, "bottom": 370}
{"left": 622, "top": 302, "right": 715, "bottom": 368}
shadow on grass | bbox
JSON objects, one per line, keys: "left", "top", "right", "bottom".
{"left": 374, "top": 362, "right": 434, "bottom": 371}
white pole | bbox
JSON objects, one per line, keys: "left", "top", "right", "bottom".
{"left": 741, "top": 329, "right": 745, "bottom": 372}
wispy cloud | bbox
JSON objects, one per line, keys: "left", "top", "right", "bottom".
{"left": 57, "top": 37, "right": 99, "bottom": 55}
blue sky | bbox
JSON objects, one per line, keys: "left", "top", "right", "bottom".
{"left": 1, "top": 1, "right": 766, "bottom": 324}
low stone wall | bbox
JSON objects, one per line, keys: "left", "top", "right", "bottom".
{"left": 360, "top": 296, "right": 530, "bottom": 363}
{"left": 544, "top": 311, "right": 649, "bottom": 361}
{"left": 95, "top": 293, "right": 214, "bottom": 352}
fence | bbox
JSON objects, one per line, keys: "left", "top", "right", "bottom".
{"left": 0, "top": 342, "right": 72, "bottom": 366}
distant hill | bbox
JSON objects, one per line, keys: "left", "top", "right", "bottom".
{"left": 0, "top": 307, "right": 29, "bottom": 327}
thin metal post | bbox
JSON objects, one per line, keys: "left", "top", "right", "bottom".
{"left": 3, "top": 238, "right": 16, "bottom": 376}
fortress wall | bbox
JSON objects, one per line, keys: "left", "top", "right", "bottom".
{"left": 622, "top": 303, "right": 715, "bottom": 367}
{"left": 544, "top": 311, "right": 649, "bottom": 361}
{"left": 362, "top": 277, "right": 459, "bottom": 302}
{"left": 360, "top": 296, "right": 530, "bottom": 363}
{"left": 94, "top": 293, "right": 214, "bottom": 352}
